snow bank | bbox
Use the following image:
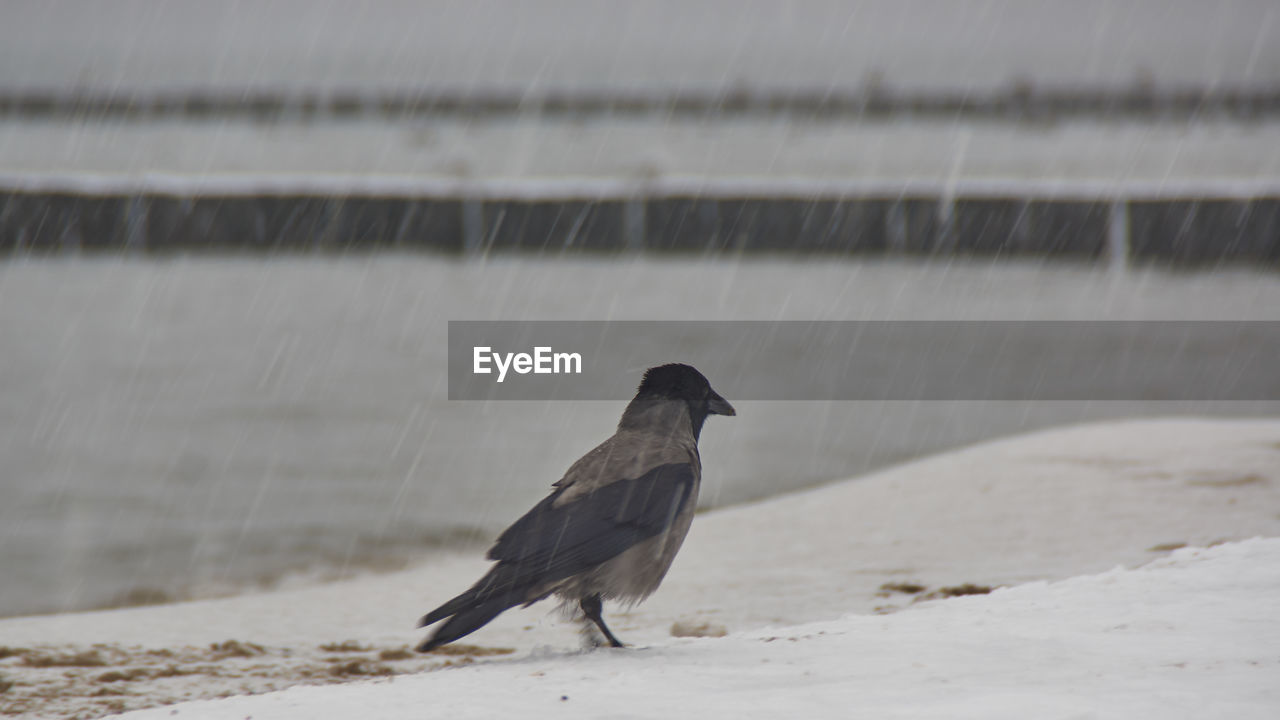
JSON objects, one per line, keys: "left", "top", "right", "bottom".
{"left": 111, "top": 539, "right": 1280, "bottom": 720}
{"left": 2, "top": 418, "right": 1278, "bottom": 718}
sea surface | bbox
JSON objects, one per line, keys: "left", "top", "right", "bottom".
{"left": 2, "top": 255, "right": 1278, "bottom": 618}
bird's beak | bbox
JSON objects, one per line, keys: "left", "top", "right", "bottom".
{"left": 707, "top": 390, "right": 736, "bottom": 416}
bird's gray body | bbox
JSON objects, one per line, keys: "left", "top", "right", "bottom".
{"left": 539, "top": 400, "right": 702, "bottom": 606}
{"left": 416, "top": 363, "right": 732, "bottom": 651}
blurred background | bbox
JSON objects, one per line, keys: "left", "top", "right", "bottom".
{"left": 2, "top": 1, "right": 1278, "bottom": 619}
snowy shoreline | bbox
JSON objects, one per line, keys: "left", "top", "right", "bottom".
{"left": 2, "top": 417, "right": 1279, "bottom": 718}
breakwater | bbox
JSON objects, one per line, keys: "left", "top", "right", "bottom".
{"left": 3, "top": 183, "right": 1276, "bottom": 267}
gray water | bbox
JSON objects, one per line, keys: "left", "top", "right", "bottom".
{"left": 2, "top": 255, "right": 1278, "bottom": 619}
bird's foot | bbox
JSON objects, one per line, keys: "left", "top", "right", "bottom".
{"left": 579, "top": 594, "right": 627, "bottom": 649}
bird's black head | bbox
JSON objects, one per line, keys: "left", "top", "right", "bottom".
{"left": 634, "top": 364, "right": 735, "bottom": 439}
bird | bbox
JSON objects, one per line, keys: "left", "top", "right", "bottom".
{"left": 416, "top": 363, "right": 735, "bottom": 652}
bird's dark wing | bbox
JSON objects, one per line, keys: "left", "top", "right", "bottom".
{"left": 485, "top": 461, "right": 696, "bottom": 587}
{"left": 415, "top": 461, "right": 696, "bottom": 647}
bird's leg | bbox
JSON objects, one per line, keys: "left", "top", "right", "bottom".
{"left": 580, "top": 594, "right": 625, "bottom": 648}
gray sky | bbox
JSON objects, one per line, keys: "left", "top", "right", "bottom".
{"left": 2, "top": 0, "right": 1276, "bottom": 95}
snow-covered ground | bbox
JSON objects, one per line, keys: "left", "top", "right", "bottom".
{"left": 104, "top": 540, "right": 1280, "bottom": 720}
{"left": 2, "top": 417, "right": 1278, "bottom": 718}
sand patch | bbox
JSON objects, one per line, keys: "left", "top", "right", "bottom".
{"left": 0, "top": 641, "right": 512, "bottom": 719}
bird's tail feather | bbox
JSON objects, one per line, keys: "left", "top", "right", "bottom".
{"left": 418, "top": 591, "right": 475, "bottom": 629}
{"left": 416, "top": 595, "right": 513, "bottom": 652}
{"left": 416, "top": 565, "right": 530, "bottom": 652}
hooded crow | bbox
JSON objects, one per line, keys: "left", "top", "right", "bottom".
{"left": 416, "top": 363, "right": 735, "bottom": 651}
